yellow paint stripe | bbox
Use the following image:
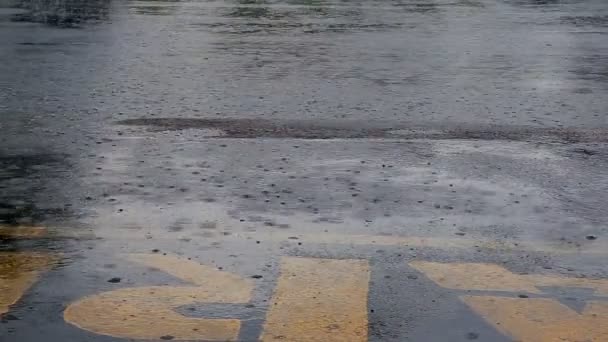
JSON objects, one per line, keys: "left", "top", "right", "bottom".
{"left": 65, "top": 288, "right": 243, "bottom": 341}
{"left": 463, "top": 296, "right": 608, "bottom": 342}
{"left": 0, "top": 252, "right": 56, "bottom": 314}
{"left": 128, "top": 253, "right": 252, "bottom": 293}
{"left": 0, "top": 225, "right": 46, "bottom": 239}
{"left": 410, "top": 261, "right": 608, "bottom": 295}
{"left": 234, "top": 231, "right": 515, "bottom": 250}
{"left": 261, "top": 257, "right": 370, "bottom": 342}
{"left": 409, "top": 261, "right": 542, "bottom": 293}
{"left": 64, "top": 254, "right": 252, "bottom": 341}
{"left": 413, "top": 262, "right": 608, "bottom": 340}
{"left": 27, "top": 226, "right": 608, "bottom": 256}
{"left": 529, "top": 274, "right": 608, "bottom": 296}
{"left": 227, "top": 231, "right": 608, "bottom": 255}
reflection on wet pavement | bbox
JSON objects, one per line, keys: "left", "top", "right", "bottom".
{"left": 1, "top": 0, "right": 607, "bottom": 129}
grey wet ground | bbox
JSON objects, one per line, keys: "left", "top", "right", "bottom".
{"left": 1, "top": 0, "right": 608, "bottom": 341}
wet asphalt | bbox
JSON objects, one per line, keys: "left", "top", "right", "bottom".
{"left": 1, "top": 0, "right": 608, "bottom": 341}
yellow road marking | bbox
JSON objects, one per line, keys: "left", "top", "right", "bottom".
{"left": 464, "top": 296, "right": 608, "bottom": 342}
{"left": 64, "top": 254, "right": 253, "bottom": 341}
{"left": 410, "top": 261, "right": 546, "bottom": 293}
{"left": 20, "top": 225, "right": 608, "bottom": 256}
{"left": 0, "top": 225, "right": 46, "bottom": 239}
{"left": 410, "top": 261, "right": 608, "bottom": 295}
{"left": 127, "top": 253, "right": 248, "bottom": 290}
{"left": 261, "top": 257, "right": 370, "bottom": 342}
{"left": 228, "top": 231, "right": 608, "bottom": 255}
{"left": 0, "top": 252, "right": 56, "bottom": 314}
{"left": 529, "top": 274, "right": 608, "bottom": 295}
{"left": 412, "top": 261, "right": 608, "bottom": 342}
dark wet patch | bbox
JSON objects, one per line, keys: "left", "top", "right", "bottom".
{"left": 569, "top": 55, "right": 608, "bottom": 82}
{"left": 456, "top": 0, "right": 485, "bottom": 7}
{"left": 1, "top": 314, "right": 21, "bottom": 322}
{"left": 0, "top": 154, "right": 60, "bottom": 177}
{"left": 199, "top": 221, "right": 218, "bottom": 229}
{"left": 17, "top": 42, "right": 62, "bottom": 46}
{"left": 227, "top": 6, "right": 275, "bottom": 19}
{"left": 0, "top": 202, "right": 68, "bottom": 225}
{"left": 466, "top": 332, "right": 479, "bottom": 340}
{"left": 391, "top": 3, "right": 440, "bottom": 13}
{"left": 502, "top": 0, "right": 562, "bottom": 6}
{"left": 118, "top": 118, "right": 386, "bottom": 139}
{"left": 168, "top": 219, "right": 190, "bottom": 232}
{"left": 195, "top": 21, "right": 404, "bottom": 35}
{"left": 572, "top": 148, "right": 597, "bottom": 156}
{"left": 561, "top": 15, "right": 608, "bottom": 27}
{"left": 10, "top": 0, "right": 110, "bottom": 28}
{"left": 117, "top": 118, "right": 608, "bottom": 143}
{"left": 0, "top": 199, "right": 69, "bottom": 226}
{"left": 130, "top": 5, "right": 179, "bottom": 16}
{"left": 323, "top": 22, "right": 405, "bottom": 32}
{"left": 0, "top": 153, "right": 71, "bottom": 224}
{"left": 572, "top": 88, "right": 593, "bottom": 94}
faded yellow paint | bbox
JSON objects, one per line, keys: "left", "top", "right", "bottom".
{"left": 409, "top": 261, "right": 543, "bottom": 293}
{"left": 410, "top": 261, "right": 608, "bottom": 295}
{"left": 261, "top": 257, "right": 370, "bottom": 342}
{"left": 236, "top": 232, "right": 518, "bottom": 251}
{"left": 412, "top": 261, "right": 608, "bottom": 341}
{"left": 21, "top": 226, "right": 608, "bottom": 255}
{"left": 0, "top": 252, "right": 56, "bottom": 314}
{"left": 0, "top": 225, "right": 46, "bottom": 239}
{"left": 463, "top": 296, "right": 608, "bottom": 342}
{"left": 529, "top": 274, "right": 608, "bottom": 296}
{"left": 229, "top": 231, "right": 608, "bottom": 255}
{"left": 127, "top": 253, "right": 249, "bottom": 291}
{"left": 64, "top": 254, "right": 253, "bottom": 341}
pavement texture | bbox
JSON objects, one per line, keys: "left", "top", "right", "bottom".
{"left": 1, "top": 0, "right": 607, "bottom": 341}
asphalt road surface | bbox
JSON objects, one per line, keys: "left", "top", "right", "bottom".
{"left": 1, "top": 0, "right": 607, "bottom": 341}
